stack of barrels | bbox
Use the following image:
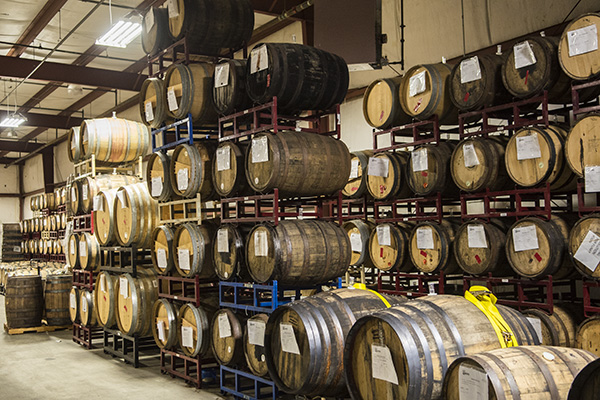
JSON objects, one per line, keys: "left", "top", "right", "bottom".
{"left": 21, "top": 189, "right": 67, "bottom": 257}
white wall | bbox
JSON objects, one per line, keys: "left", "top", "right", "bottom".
{"left": 22, "top": 154, "right": 44, "bottom": 193}
{"left": 54, "top": 140, "right": 74, "bottom": 184}
{"left": 0, "top": 166, "right": 20, "bottom": 223}
{"left": 0, "top": 198, "right": 20, "bottom": 223}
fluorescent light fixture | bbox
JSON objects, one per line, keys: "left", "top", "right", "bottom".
{"left": 0, "top": 114, "right": 26, "bottom": 128}
{"left": 96, "top": 20, "right": 142, "bottom": 48}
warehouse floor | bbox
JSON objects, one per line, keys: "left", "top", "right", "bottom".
{"left": 0, "top": 296, "right": 224, "bottom": 400}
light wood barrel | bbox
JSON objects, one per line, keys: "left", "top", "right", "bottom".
{"left": 246, "top": 132, "right": 351, "bottom": 197}
{"left": 45, "top": 192, "right": 56, "bottom": 211}
{"left": 506, "top": 215, "right": 574, "bottom": 279}
{"left": 368, "top": 222, "right": 414, "bottom": 272}
{"left": 213, "top": 141, "right": 250, "bottom": 198}
{"left": 246, "top": 220, "right": 351, "bottom": 285}
{"left": 44, "top": 275, "right": 71, "bottom": 326}
{"left": 505, "top": 125, "right": 576, "bottom": 190}
{"left": 398, "top": 63, "right": 458, "bottom": 124}
{"left": 442, "top": 346, "right": 597, "bottom": 400}
{"left": 68, "top": 180, "right": 83, "bottom": 216}
{"left": 453, "top": 219, "right": 510, "bottom": 276}
{"left": 569, "top": 214, "right": 600, "bottom": 279}
{"left": 146, "top": 151, "right": 173, "bottom": 202}
{"left": 171, "top": 142, "right": 218, "bottom": 199}
{"left": 343, "top": 219, "right": 376, "bottom": 267}
{"left": 94, "top": 272, "right": 118, "bottom": 328}
{"left": 343, "top": 150, "right": 374, "bottom": 199}
{"left": 559, "top": 13, "right": 600, "bottom": 80}
{"left": 30, "top": 196, "right": 37, "bottom": 211}
{"left": 79, "top": 174, "right": 139, "bottom": 214}
{"left": 139, "top": 77, "right": 166, "bottom": 129}
{"left": 151, "top": 225, "right": 175, "bottom": 275}
{"left": 114, "top": 182, "right": 159, "bottom": 248}
{"left": 78, "top": 232, "right": 101, "bottom": 272}
{"left": 178, "top": 298, "right": 219, "bottom": 357}
{"left": 80, "top": 117, "right": 150, "bottom": 164}
{"left": 211, "top": 308, "right": 247, "bottom": 366}
{"left": 407, "top": 142, "right": 458, "bottom": 196}
{"left": 212, "top": 59, "right": 253, "bottom": 116}
{"left": 568, "top": 357, "right": 600, "bottom": 400}
{"left": 576, "top": 316, "right": 600, "bottom": 357}
{"left": 93, "top": 188, "right": 118, "bottom": 246}
{"left": 141, "top": 7, "right": 172, "bottom": 56}
{"left": 363, "top": 77, "right": 412, "bottom": 129}
{"left": 451, "top": 136, "right": 510, "bottom": 192}
{"left": 213, "top": 224, "right": 251, "bottom": 281}
{"left": 67, "top": 233, "right": 80, "bottom": 268}
{"left": 244, "top": 313, "right": 269, "bottom": 377}
{"left": 523, "top": 305, "right": 577, "bottom": 347}
{"left": 565, "top": 114, "right": 600, "bottom": 177}
{"left": 265, "top": 288, "right": 405, "bottom": 397}
{"left": 68, "top": 126, "right": 82, "bottom": 162}
{"left": 409, "top": 220, "right": 461, "bottom": 273}
{"left": 344, "top": 294, "right": 539, "bottom": 400}
{"left": 165, "top": 63, "right": 218, "bottom": 124}
{"left": 60, "top": 213, "right": 66, "bottom": 230}
{"left": 69, "top": 286, "right": 80, "bottom": 323}
{"left": 152, "top": 298, "right": 179, "bottom": 349}
{"left": 173, "top": 222, "right": 216, "bottom": 279}
{"left": 366, "top": 151, "right": 411, "bottom": 200}
{"left": 79, "top": 290, "right": 98, "bottom": 327}
{"left": 5, "top": 275, "right": 44, "bottom": 329}
{"left": 116, "top": 269, "right": 159, "bottom": 337}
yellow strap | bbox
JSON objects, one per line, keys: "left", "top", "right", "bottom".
{"left": 464, "top": 285, "right": 518, "bottom": 348}
{"left": 353, "top": 283, "right": 392, "bottom": 308}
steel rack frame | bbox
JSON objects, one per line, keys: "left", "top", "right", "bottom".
{"left": 158, "top": 275, "right": 218, "bottom": 307}
{"left": 158, "top": 194, "right": 220, "bottom": 225}
{"left": 160, "top": 349, "right": 218, "bottom": 390}
{"left": 372, "top": 115, "right": 457, "bottom": 152}
{"left": 72, "top": 323, "right": 103, "bottom": 349}
{"left": 220, "top": 366, "right": 278, "bottom": 400}
{"left": 583, "top": 279, "right": 600, "bottom": 317}
{"left": 377, "top": 271, "right": 457, "bottom": 297}
{"left": 73, "top": 155, "right": 143, "bottom": 180}
{"left": 73, "top": 214, "right": 93, "bottom": 233}
{"left": 99, "top": 247, "right": 152, "bottom": 277}
{"left": 103, "top": 327, "right": 159, "bottom": 368}
{"left": 572, "top": 79, "right": 600, "bottom": 119}
{"left": 374, "top": 192, "right": 461, "bottom": 224}
{"left": 72, "top": 269, "right": 96, "bottom": 291}
{"left": 150, "top": 113, "right": 218, "bottom": 152}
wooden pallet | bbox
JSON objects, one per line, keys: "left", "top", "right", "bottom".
{"left": 4, "top": 322, "right": 71, "bottom": 335}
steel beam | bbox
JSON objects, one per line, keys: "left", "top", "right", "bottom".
{"left": 0, "top": 140, "right": 43, "bottom": 153}
{"left": 23, "top": 112, "right": 84, "bottom": 129}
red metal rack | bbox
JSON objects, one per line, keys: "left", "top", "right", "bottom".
{"left": 157, "top": 275, "right": 218, "bottom": 307}
{"left": 326, "top": 193, "right": 374, "bottom": 224}
{"left": 73, "top": 214, "right": 93, "bottom": 233}
{"left": 373, "top": 115, "right": 446, "bottom": 152}
{"left": 72, "top": 323, "right": 103, "bottom": 350}
{"left": 572, "top": 79, "right": 600, "bottom": 119}
{"left": 160, "top": 349, "right": 218, "bottom": 389}
{"left": 72, "top": 269, "right": 95, "bottom": 291}
{"left": 576, "top": 179, "right": 600, "bottom": 217}
{"left": 377, "top": 271, "right": 456, "bottom": 297}
{"left": 374, "top": 193, "right": 460, "bottom": 224}
{"left": 583, "top": 279, "right": 600, "bottom": 317}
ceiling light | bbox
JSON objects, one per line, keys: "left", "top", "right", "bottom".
{"left": 96, "top": 20, "right": 142, "bottom": 48}
{"left": 0, "top": 114, "right": 26, "bottom": 128}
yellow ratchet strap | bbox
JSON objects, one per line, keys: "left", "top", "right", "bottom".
{"left": 464, "top": 285, "right": 518, "bottom": 348}
{"left": 353, "top": 283, "right": 392, "bottom": 308}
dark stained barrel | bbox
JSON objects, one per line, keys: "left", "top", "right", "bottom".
{"left": 5, "top": 275, "right": 43, "bottom": 328}
{"left": 178, "top": 298, "right": 219, "bottom": 357}
{"left": 141, "top": 7, "right": 172, "bottom": 56}
{"left": 568, "top": 357, "right": 600, "bottom": 400}
{"left": 522, "top": 305, "right": 577, "bottom": 347}
{"left": 453, "top": 219, "right": 511, "bottom": 276}
{"left": 44, "top": 275, "right": 72, "bottom": 326}
{"left": 213, "top": 224, "right": 251, "bottom": 281}
{"left": 407, "top": 142, "right": 458, "bottom": 196}
{"left": 409, "top": 219, "right": 461, "bottom": 273}
{"left": 244, "top": 313, "right": 269, "bottom": 377}
{"left": 212, "top": 59, "right": 253, "bottom": 115}
{"left": 211, "top": 308, "right": 247, "bottom": 366}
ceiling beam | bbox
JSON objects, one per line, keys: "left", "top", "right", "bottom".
{"left": 0, "top": 157, "right": 24, "bottom": 165}
{"left": 22, "top": 112, "right": 84, "bottom": 130}
{"left": 0, "top": 140, "right": 43, "bottom": 153}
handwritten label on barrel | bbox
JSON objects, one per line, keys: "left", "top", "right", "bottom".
{"left": 70, "top": 293, "right": 76, "bottom": 309}
{"left": 71, "top": 187, "right": 76, "bottom": 202}
{"left": 177, "top": 168, "right": 189, "bottom": 191}
{"left": 377, "top": 225, "right": 391, "bottom": 246}
{"left": 467, "top": 224, "right": 488, "bottom": 248}
{"left": 119, "top": 277, "right": 128, "bottom": 299}
{"left": 460, "top": 56, "right": 482, "bottom": 84}
{"left": 584, "top": 166, "right": 600, "bottom": 193}
{"left": 117, "top": 191, "right": 127, "bottom": 209}
{"left": 250, "top": 44, "right": 269, "bottom": 74}
{"left": 254, "top": 230, "right": 268, "bottom": 257}
{"left": 574, "top": 230, "right": 600, "bottom": 272}
{"left": 409, "top": 70, "right": 427, "bottom": 97}
{"left": 416, "top": 227, "right": 435, "bottom": 250}
{"left": 157, "top": 321, "right": 166, "bottom": 342}
{"left": 79, "top": 240, "right": 86, "bottom": 256}
{"left": 350, "top": 232, "right": 363, "bottom": 253}
{"left": 248, "top": 320, "right": 266, "bottom": 347}
{"left": 82, "top": 184, "right": 88, "bottom": 201}
{"left": 144, "top": 101, "right": 154, "bottom": 122}
{"left": 166, "top": 0, "right": 179, "bottom": 18}
{"left": 156, "top": 248, "right": 168, "bottom": 269}
{"left": 70, "top": 238, "right": 76, "bottom": 255}
{"left": 81, "top": 298, "right": 87, "bottom": 313}
{"left": 151, "top": 177, "right": 163, "bottom": 197}
{"left": 251, "top": 136, "right": 269, "bottom": 163}
{"left": 349, "top": 159, "right": 360, "bottom": 179}
{"left": 93, "top": 195, "right": 102, "bottom": 212}
{"left": 167, "top": 86, "right": 178, "bottom": 111}
{"left": 181, "top": 326, "right": 193, "bottom": 348}
{"left": 144, "top": 10, "right": 154, "bottom": 33}
{"left": 458, "top": 364, "right": 488, "bottom": 399}
{"left": 218, "top": 313, "right": 232, "bottom": 338}
{"left": 513, "top": 41, "right": 537, "bottom": 69}
{"left": 217, "top": 228, "right": 229, "bottom": 253}
{"left": 512, "top": 224, "right": 539, "bottom": 252}
{"left": 516, "top": 134, "right": 542, "bottom": 160}
{"left": 214, "top": 63, "right": 230, "bottom": 88}
{"left": 526, "top": 317, "right": 543, "bottom": 343}
{"left": 100, "top": 274, "right": 106, "bottom": 293}
{"left": 178, "top": 248, "right": 191, "bottom": 271}
{"left": 371, "top": 344, "right": 399, "bottom": 385}
{"left": 567, "top": 24, "right": 598, "bottom": 57}
{"left": 463, "top": 143, "right": 480, "bottom": 168}
{"left": 216, "top": 146, "right": 231, "bottom": 171}
{"left": 412, "top": 148, "right": 428, "bottom": 172}
{"left": 367, "top": 157, "right": 389, "bottom": 177}
{"left": 279, "top": 323, "right": 300, "bottom": 355}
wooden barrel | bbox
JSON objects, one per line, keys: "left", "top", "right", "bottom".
{"left": 506, "top": 215, "right": 574, "bottom": 279}
{"left": 171, "top": 142, "right": 218, "bottom": 199}
{"left": 409, "top": 220, "right": 461, "bottom": 273}
{"left": 92, "top": 188, "right": 117, "bottom": 246}
{"left": 79, "top": 290, "right": 97, "bottom": 327}
{"left": 246, "top": 132, "right": 351, "bottom": 197}
{"left": 152, "top": 298, "right": 179, "bottom": 349}
{"left": 453, "top": 219, "right": 510, "bottom": 276}
{"left": 168, "top": 0, "right": 254, "bottom": 56}
{"left": 211, "top": 308, "right": 247, "bottom": 366}
{"left": 565, "top": 114, "right": 600, "bottom": 177}
{"left": 151, "top": 225, "right": 175, "bottom": 275}
{"left": 450, "top": 54, "right": 511, "bottom": 111}
{"left": 212, "top": 59, "right": 253, "bottom": 116}
{"left": 139, "top": 77, "right": 166, "bottom": 129}
{"left": 78, "top": 232, "right": 101, "bottom": 271}
{"left": 246, "top": 43, "right": 349, "bottom": 114}
{"left": 505, "top": 125, "right": 576, "bottom": 190}
{"left": 558, "top": 13, "right": 600, "bottom": 80}
{"left": 116, "top": 269, "right": 159, "bottom": 337}
{"left": 451, "top": 136, "right": 510, "bottom": 192}
{"left": 368, "top": 222, "right": 414, "bottom": 272}
{"left": 442, "top": 346, "right": 597, "bottom": 400}
{"left": 576, "top": 316, "right": 600, "bottom": 357}
{"left": 5, "top": 275, "right": 43, "bottom": 329}
{"left": 114, "top": 182, "right": 159, "bottom": 248}
{"left": 80, "top": 117, "right": 150, "bottom": 164}
{"left": 68, "top": 126, "right": 81, "bottom": 163}
{"left": 69, "top": 287, "right": 79, "bottom": 323}
{"left": 568, "top": 357, "right": 600, "bottom": 400}
{"left": 246, "top": 220, "right": 351, "bottom": 285}
{"left": 407, "top": 142, "right": 458, "bottom": 196}
{"left": 523, "top": 305, "right": 577, "bottom": 347}
{"left": 45, "top": 192, "right": 56, "bottom": 211}
{"left": 213, "top": 224, "right": 251, "bottom": 281}
{"left": 67, "top": 233, "right": 80, "bottom": 268}
{"left": 366, "top": 151, "right": 411, "bottom": 200}
{"left": 94, "top": 271, "right": 118, "bottom": 328}
{"left": 44, "top": 274, "right": 71, "bottom": 326}
{"left": 80, "top": 174, "right": 139, "bottom": 214}
{"left": 569, "top": 214, "right": 600, "bottom": 279}
{"left": 398, "top": 63, "right": 458, "bottom": 124}
{"left": 244, "top": 313, "right": 269, "bottom": 377}
{"left": 343, "top": 219, "right": 376, "bottom": 267}
{"left": 363, "top": 77, "right": 412, "bottom": 129}
{"left": 30, "top": 196, "right": 37, "bottom": 211}
{"left": 164, "top": 63, "right": 218, "bottom": 124}
{"left": 343, "top": 150, "right": 374, "bottom": 199}
{"left": 68, "top": 180, "right": 82, "bottom": 215}
{"left": 265, "top": 288, "right": 405, "bottom": 397}
{"left": 213, "top": 141, "right": 250, "bottom": 197}
{"left": 146, "top": 151, "right": 173, "bottom": 201}
{"left": 344, "top": 294, "right": 539, "bottom": 400}
{"left": 60, "top": 212, "right": 66, "bottom": 230}
{"left": 178, "top": 298, "right": 219, "bottom": 357}
{"left": 173, "top": 222, "right": 216, "bottom": 278}
{"left": 141, "top": 7, "right": 172, "bottom": 56}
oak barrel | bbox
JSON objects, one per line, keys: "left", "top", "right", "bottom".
{"left": 368, "top": 222, "right": 414, "bottom": 272}
{"left": 171, "top": 142, "right": 218, "bottom": 199}
{"left": 139, "top": 77, "right": 167, "bottom": 129}
{"left": 67, "top": 126, "right": 81, "bottom": 163}
{"left": 244, "top": 313, "right": 269, "bottom": 377}
{"left": 523, "top": 305, "right": 578, "bottom": 347}
{"left": 366, "top": 151, "right": 411, "bottom": 200}
{"left": 576, "top": 316, "right": 600, "bottom": 357}
{"left": 407, "top": 142, "right": 458, "bottom": 196}
{"left": 173, "top": 222, "right": 216, "bottom": 279}
{"left": 212, "top": 141, "right": 250, "bottom": 198}
{"left": 94, "top": 272, "right": 118, "bottom": 328}
{"left": 80, "top": 117, "right": 150, "bottom": 164}
{"left": 116, "top": 269, "right": 159, "bottom": 337}
{"left": 568, "top": 357, "right": 600, "bottom": 400}
{"left": 212, "top": 308, "right": 247, "bottom": 366}
{"left": 164, "top": 63, "right": 218, "bottom": 124}
{"left": 565, "top": 114, "right": 600, "bottom": 177}
{"left": 146, "top": 151, "right": 173, "bottom": 201}
{"left": 151, "top": 225, "right": 175, "bottom": 275}
{"left": 78, "top": 232, "right": 101, "bottom": 272}
{"left": 558, "top": 13, "right": 600, "bottom": 80}
{"left": 212, "top": 59, "right": 253, "bottom": 116}
{"left": 92, "top": 188, "right": 118, "bottom": 245}
{"left": 114, "top": 182, "right": 159, "bottom": 248}
{"left": 343, "top": 219, "right": 376, "bottom": 267}
{"left": 453, "top": 219, "right": 510, "bottom": 276}
{"left": 69, "top": 286, "right": 79, "bottom": 323}
{"left": 5, "top": 275, "right": 43, "bottom": 328}
{"left": 68, "top": 180, "right": 82, "bottom": 215}
{"left": 44, "top": 274, "right": 71, "bottom": 326}
{"left": 152, "top": 298, "right": 178, "bottom": 349}
{"left": 569, "top": 214, "right": 600, "bottom": 279}
{"left": 363, "top": 77, "right": 411, "bottom": 129}
{"left": 79, "top": 289, "right": 98, "bottom": 327}
{"left": 343, "top": 150, "right": 374, "bottom": 199}
{"left": 409, "top": 220, "right": 461, "bottom": 273}
{"left": 213, "top": 224, "right": 251, "bottom": 281}
{"left": 79, "top": 174, "right": 139, "bottom": 214}
{"left": 141, "top": 7, "right": 172, "bottom": 56}
{"left": 178, "top": 298, "right": 219, "bottom": 357}
{"left": 67, "top": 233, "right": 80, "bottom": 269}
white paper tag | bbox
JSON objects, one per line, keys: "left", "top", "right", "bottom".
{"left": 70, "top": 238, "right": 76, "bottom": 255}
{"left": 377, "top": 225, "right": 391, "bottom": 247}
{"left": 458, "top": 364, "right": 488, "bottom": 399}
{"left": 349, "top": 159, "right": 360, "bottom": 179}
{"left": 156, "top": 248, "right": 167, "bottom": 269}
{"left": 217, "top": 228, "right": 229, "bottom": 253}
{"left": 167, "top": 86, "right": 178, "bottom": 111}
{"left": 157, "top": 321, "right": 166, "bottom": 342}
{"left": 460, "top": 56, "right": 482, "bottom": 84}
{"left": 82, "top": 184, "right": 88, "bottom": 201}
{"left": 151, "top": 177, "right": 163, "bottom": 197}
{"left": 585, "top": 166, "right": 600, "bottom": 193}
{"left": 527, "top": 317, "right": 543, "bottom": 343}
{"left": 119, "top": 277, "right": 128, "bottom": 299}
{"left": 367, "top": 157, "right": 389, "bottom": 177}
{"left": 144, "top": 9, "right": 155, "bottom": 33}
{"left": 412, "top": 148, "right": 428, "bottom": 172}
{"left": 70, "top": 293, "right": 76, "bottom": 309}
{"left": 574, "top": 230, "right": 600, "bottom": 272}
{"left": 71, "top": 187, "right": 76, "bottom": 202}
{"left": 177, "top": 168, "right": 189, "bottom": 191}
{"left": 117, "top": 191, "right": 126, "bottom": 209}
{"left": 181, "top": 326, "right": 193, "bottom": 348}
{"left": 93, "top": 195, "right": 102, "bottom": 212}
{"left": 516, "top": 134, "right": 542, "bottom": 160}
{"left": 167, "top": 0, "right": 179, "bottom": 18}
{"left": 82, "top": 298, "right": 87, "bottom": 313}
{"left": 467, "top": 225, "right": 488, "bottom": 248}
{"left": 79, "top": 240, "right": 86, "bottom": 255}
{"left": 409, "top": 70, "right": 427, "bottom": 97}
{"left": 178, "top": 248, "right": 190, "bottom": 271}
{"left": 512, "top": 225, "right": 539, "bottom": 252}
{"left": 248, "top": 320, "right": 266, "bottom": 347}
{"left": 371, "top": 344, "right": 399, "bottom": 385}
{"left": 568, "top": 24, "right": 598, "bottom": 57}
{"left": 145, "top": 101, "right": 154, "bottom": 122}
{"left": 463, "top": 143, "right": 480, "bottom": 168}
{"left": 100, "top": 275, "right": 106, "bottom": 292}
{"left": 280, "top": 323, "right": 300, "bottom": 355}
{"left": 217, "top": 146, "right": 231, "bottom": 171}
{"left": 214, "top": 63, "right": 230, "bottom": 88}
{"left": 252, "top": 136, "right": 269, "bottom": 163}
{"left": 254, "top": 230, "right": 268, "bottom": 257}
{"left": 416, "top": 227, "right": 434, "bottom": 250}
{"left": 350, "top": 232, "right": 363, "bottom": 253}
{"left": 218, "top": 313, "right": 232, "bottom": 338}
{"left": 514, "top": 41, "right": 537, "bottom": 69}
{"left": 250, "top": 44, "right": 269, "bottom": 74}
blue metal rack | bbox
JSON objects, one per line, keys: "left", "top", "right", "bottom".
{"left": 151, "top": 113, "right": 216, "bottom": 152}
{"left": 220, "top": 366, "right": 278, "bottom": 400}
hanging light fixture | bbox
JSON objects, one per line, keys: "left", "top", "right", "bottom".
{"left": 95, "top": 1, "right": 141, "bottom": 48}
{"left": 0, "top": 114, "right": 26, "bottom": 128}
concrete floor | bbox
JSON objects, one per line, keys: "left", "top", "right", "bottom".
{"left": 0, "top": 296, "right": 225, "bottom": 400}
